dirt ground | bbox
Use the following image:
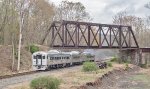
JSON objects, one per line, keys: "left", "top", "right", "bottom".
{"left": 113, "top": 69, "right": 150, "bottom": 89}
{"left": 9, "top": 64, "right": 150, "bottom": 89}
{"left": 94, "top": 65, "right": 150, "bottom": 89}
{"left": 4, "top": 63, "right": 128, "bottom": 89}
{"left": 2, "top": 58, "right": 150, "bottom": 89}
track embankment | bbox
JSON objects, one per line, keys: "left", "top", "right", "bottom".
{"left": 0, "top": 66, "right": 82, "bottom": 89}
{"left": 77, "top": 65, "right": 143, "bottom": 89}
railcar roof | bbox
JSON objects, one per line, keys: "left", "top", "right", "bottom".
{"left": 32, "top": 51, "right": 47, "bottom": 55}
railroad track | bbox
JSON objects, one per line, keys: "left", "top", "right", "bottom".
{"left": 0, "top": 65, "right": 79, "bottom": 80}
{"left": 0, "top": 65, "right": 82, "bottom": 89}
{"left": 0, "top": 58, "right": 112, "bottom": 80}
{"left": 0, "top": 71, "right": 39, "bottom": 80}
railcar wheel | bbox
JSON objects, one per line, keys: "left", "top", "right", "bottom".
{"left": 55, "top": 65, "right": 58, "bottom": 69}
{"left": 66, "top": 63, "right": 71, "bottom": 67}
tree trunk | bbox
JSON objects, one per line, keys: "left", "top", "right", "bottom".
{"left": 12, "top": 34, "right": 15, "bottom": 71}
{"left": 17, "top": 10, "right": 23, "bottom": 71}
{"left": 17, "top": 28, "right": 22, "bottom": 71}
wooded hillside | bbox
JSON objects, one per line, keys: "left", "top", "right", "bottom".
{"left": 0, "top": 0, "right": 150, "bottom": 71}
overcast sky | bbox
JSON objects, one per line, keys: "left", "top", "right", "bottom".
{"left": 50, "top": 0, "right": 150, "bottom": 24}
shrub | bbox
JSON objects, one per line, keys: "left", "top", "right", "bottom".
{"left": 29, "top": 44, "right": 39, "bottom": 54}
{"left": 125, "top": 63, "right": 129, "bottom": 70}
{"left": 140, "top": 64, "right": 147, "bottom": 68}
{"left": 107, "top": 62, "right": 113, "bottom": 67}
{"left": 30, "top": 76, "right": 60, "bottom": 89}
{"left": 82, "top": 61, "right": 98, "bottom": 72}
{"left": 110, "top": 57, "right": 118, "bottom": 62}
{"left": 126, "top": 59, "right": 131, "bottom": 63}
{"left": 86, "top": 55, "right": 95, "bottom": 58}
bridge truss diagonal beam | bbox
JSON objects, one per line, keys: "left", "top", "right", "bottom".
{"left": 43, "top": 20, "right": 139, "bottom": 49}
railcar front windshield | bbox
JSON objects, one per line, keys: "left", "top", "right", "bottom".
{"left": 36, "top": 55, "right": 42, "bottom": 59}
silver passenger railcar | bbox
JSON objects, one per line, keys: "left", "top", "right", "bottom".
{"left": 32, "top": 50, "right": 95, "bottom": 70}
{"left": 32, "top": 51, "right": 47, "bottom": 70}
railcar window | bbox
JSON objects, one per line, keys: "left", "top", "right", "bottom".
{"left": 43, "top": 56, "right": 45, "bottom": 59}
{"left": 50, "top": 57, "right": 54, "bottom": 60}
{"left": 67, "top": 57, "right": 69, "bottom": 59}
{"left": 55, "top": 57, "right": 57, "bottom": 60}
{"left": 37, "top": 55, "right": 42, "bottom": 59}
{"left": 34, "top": 56, "right": 36, "bottom": 59}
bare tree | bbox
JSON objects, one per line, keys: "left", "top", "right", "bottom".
{"left": 54, "top": 1, "right": 91, "bottom": 22}
{"left": 16, "top": 0, "right": 30, "bottom": 71}
{"left": 23, "top": 0, "right": 55, "bottom": 45}
{"left": 0, "top": 0, "right": 10, "bottom": 45}
{"left": 113, "top": 11, "right": 147, "bottom": 47}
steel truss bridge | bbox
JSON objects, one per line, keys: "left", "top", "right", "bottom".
{"left": 42, "top": 20, "right": 150, "bottom": 65}
{"left": 43, "top": 20, "right": 139, "bottom": 49}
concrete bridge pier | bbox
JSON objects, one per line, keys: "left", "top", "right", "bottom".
{"left": 118, "top": 49, "right": 142, "bottom": 65}
{"left": 138, "top": 48, "right": 150, "bottom": 68}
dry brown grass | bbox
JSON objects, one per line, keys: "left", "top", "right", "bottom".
{"left": 6, "top": 62, "right": 127, "bottom": 89}
{"left": 5, "top": 82, "right": 30, "bottom": 89}
{"left": 0, "top": 45, "right": 50, "bottom": 76}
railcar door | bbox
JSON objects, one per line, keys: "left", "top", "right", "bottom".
{"left": 36, "top": 55, "right": 42, "bottom": 65}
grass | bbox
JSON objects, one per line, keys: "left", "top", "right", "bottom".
{"left": 110, "top": 56, "right": 118, "bottom": 62}
{"left": 125, "top": 63, "right": 129, "bottom": 70}
{"left": 26, "top": 44, "right": 39, "bottom": 54}
{"left": 129, "top": 73, "right": 150, "bottom": 83}
{"left": 9, "top": 63, "right": 124, "bottom": 89}
{"left": 107, "top": 62, "right": 113, "bottom": 67}
{"left": 82, "top": 61, "right": 98, "bottom": 72}
{"left": 30, "top": 76, "right": 60, "bottom": 89}
{"left": 127, "top": 73, "right": 150, "bottom": 89}
{"left": 140, "top": 64, "right": 148, "bottom": 68}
